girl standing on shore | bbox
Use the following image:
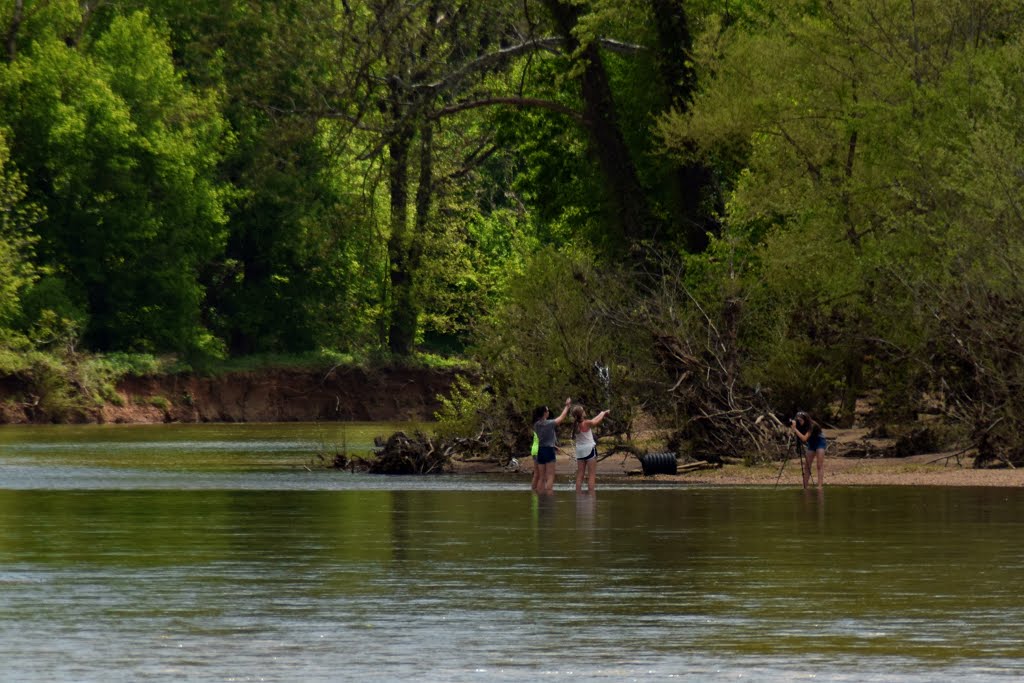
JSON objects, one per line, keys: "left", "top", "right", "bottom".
{"left": 571, "top": 405, "right": 609, "bottom": 493}
{"left": 532, "top": 398, "right": 572, "bottom": 494}
{"left": 792, "top": 411, "right": 826, "bottom": 489}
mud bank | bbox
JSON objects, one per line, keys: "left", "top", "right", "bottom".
{"left": 0, "top": 366, "right": 457, "bottom": 424}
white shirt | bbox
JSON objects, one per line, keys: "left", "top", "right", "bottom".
{"left": 574, "top": 425, "right": 596, "bottom": 459}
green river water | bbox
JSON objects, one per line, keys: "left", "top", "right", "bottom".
{"left": 1, "top": 423, "right": 1023, "bottom": 681}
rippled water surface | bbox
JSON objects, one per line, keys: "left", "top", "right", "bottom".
{"left": 2, "top": 423, "right": 1024, "bottom": 681}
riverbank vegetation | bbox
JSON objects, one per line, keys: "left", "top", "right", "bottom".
{"left": 2, "top": 1, "right": 1023, "bottom": 465}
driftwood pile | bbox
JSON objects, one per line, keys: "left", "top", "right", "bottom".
{"left": 651, "top": 322, "right": 798, "bottom": 463}
{"left": 366, "top": 431, "right": 453, "bottom": 474}
{"left": 328, "top": 431, "right": 459, "bottom": 474}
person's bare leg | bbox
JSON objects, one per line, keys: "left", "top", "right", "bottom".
{"left": 531, "top": 460, "right": 541, "bottom": 492}
{"left": 587, "top": 459, "right": 596, "bottom": 492}
{"left": 576, "top": 460, "right": 586, "bottom": 492}
{"left": 801, "top": 451, "right": 810, "bottom": 489}
{"left": 544, "top": 462, "right": 556, "bottom": 494}
{"left": 815, "top": 448, "right": 825, "bottom": 488}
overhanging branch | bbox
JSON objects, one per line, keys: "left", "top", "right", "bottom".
{"left": 432, "top": 96, "right": 585, "bottom": 124}
{"left": 420, "top": 36, "right": 646, "bottom": 95}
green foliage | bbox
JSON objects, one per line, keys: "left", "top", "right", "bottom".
{"left": 1, "top": 0, "right": 82, "bottom": 56}
{"left": 161, "top": 348, "right": 471, "bottom": 377}
{"left": 433, "top": 245, "right": 658, "bottom": 454}
{"left": 0, "top": 11, "right": 230, "bottom": 354}
{"left": 2, "top": 0, "right": 1024, "bottom": 463}
{"left": 171, "top": 350, "right": 359, "bottom": 377}
{"left": 899, "top": 30, "right": 1024, "bottom": 462}
{"left": 417, "top": 200, "right": 539, "bottom": 353}
{"left": 658, "top": 0, "right": 1024, "bottom": 424}
{"left": 16, "top": 275, "right": 87, "bottom": 349}
{"left": 0, "top": 130, "right": 44, "bottom": 348}
{"left": 492, "top": 82, "right": 606, "bottom": 246}
{"left": 145, "top": 395, "right": 170, "bottom": 411}
{"left": 0, "top": 0, "right": 725, "bottom": 363}
{"left": 472, "top": 246, "right": 655, "bottom": 424}
{"left": 433, "top": 375, "right": 491, "bottom": 438}
{"left": 0, "top": 348, "right": 35, "bottom": 375}
{"left": 27, "top": 354, "right": 83, "bottom": 420}
{"left": 83, "top": 352, "right": 169, "bottom": 378}
{"left": 0, "top": 350, "right": 90, "bottom": 421}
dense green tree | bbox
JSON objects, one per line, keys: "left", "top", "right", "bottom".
{"left": 0, "top": 129, "right": 44, "bottom": 348}
{"left": 659, "top": 0, "right": 1024, "bottom": 430}
{"left": 0, "top": 8, "right": 230, "bottom": 354}
{"left": 241, "top": 1, "right": 722, "bottom": 355}
{"left": 489, "top": 0, "right": 722, "bottom": 254}
{"left": 436, "top": 245, "right": 657, "bottom": 455}
{"left": 129, "top": 1, "right": 386, "bottom": 354}
{"left": 243, "top": 1, "right": 556, "bottom": 355}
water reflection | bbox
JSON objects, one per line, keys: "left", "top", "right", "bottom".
{"left": 574, "top": 492, "right": 597, "bottom": 530}
{"left": 801, "top": 485, "right": 826, "bottom": 529}
{"left": 1, "top": 425, "right": 1024, "bottom": 681}
{"left": 2, "top": 485, "right": 1024, "bottom": 681}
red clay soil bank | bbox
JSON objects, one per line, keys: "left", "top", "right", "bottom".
{"left": 0, "top": 366, "right": 457, "bottom": 424}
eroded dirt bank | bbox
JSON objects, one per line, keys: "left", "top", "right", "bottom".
{"left": 0, "top": 366, "right": 458, "bottom": 424}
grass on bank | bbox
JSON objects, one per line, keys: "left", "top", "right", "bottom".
{"left": 0, "top": 348, "right": 474, "bottom": 379}
{"left": 188, "top": 349, "right": 475, "bottom": 375}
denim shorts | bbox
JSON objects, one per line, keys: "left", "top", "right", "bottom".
{"left": 806, "top": 435, "right": 827, "bottom": 452}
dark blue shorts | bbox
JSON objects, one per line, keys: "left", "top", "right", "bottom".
{"left": 536, "top": 446, "right": 556, "bottom": 465}
{"left": 806, "top": 435, "right": 827, "bottom": 452}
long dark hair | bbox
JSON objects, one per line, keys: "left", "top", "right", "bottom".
{"left": 796, "top": 411, "right": 822, "bottom": 437}
{"left": 532, "top": 405, "right": 549, "bottom": 425}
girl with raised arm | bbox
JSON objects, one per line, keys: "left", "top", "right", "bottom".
{"left": 532, "top": 398, "right": 572, "bottom": 494}
{"left": 571, "top": 405, "right": 609, "bottom": 493}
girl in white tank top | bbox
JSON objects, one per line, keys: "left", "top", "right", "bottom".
{"left": 570, "top": 405, "right": 610, "bottom": 493}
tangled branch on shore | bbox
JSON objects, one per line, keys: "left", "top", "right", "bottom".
{"left": 328, "top": 430, "right": 504, "bottom": 475}
{"left": 365, "top": 431, "right": 453, "bottom": 474}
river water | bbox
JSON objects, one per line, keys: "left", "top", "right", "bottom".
{"left": 1, "top": 423, "right": 1023, "bottom": 681}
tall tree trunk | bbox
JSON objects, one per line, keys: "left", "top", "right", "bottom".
{"left": 411, "top": 122, "right": 433, "bottom": 271}
{"left": 649, "top": 0, "right": 717, "bottom": 253}
{"left": 649, "top": 0, "right": 696, "bottom": 107}
{"left": 542, "top": 0, "right": 658, "bottom": 245}
{"left": 5, "top": 0, "right": 23, "bottom": 60}
{"left": 387, "top": 121, "right": 434, "bottom": 355}
{"left": 386, "top": 124, "right": 414, "bottom": 355}
{"left": 382, "top": 1, "right": 441, "bottom": 356}
{"left": 840, "top": 352, "right": 863, "bottom": 428}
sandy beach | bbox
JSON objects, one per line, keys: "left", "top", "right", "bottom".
{"left": 484, "top": 427, "right": 1024, "bottom": 488}
{"left": 586, "top": 451, "right": 1024, "bottom": 487}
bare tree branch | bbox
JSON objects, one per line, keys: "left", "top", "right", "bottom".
{"left": 431, "top": 96, "right": 586, "bottom": 124}
{"left": 418, "top": 36, "right": 645, "bottom": 95}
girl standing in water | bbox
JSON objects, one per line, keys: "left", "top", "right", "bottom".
{"left": 532, "top": 398, "right": 572, "bottom": 494}
{"left": 571, "top": 405, "right": 609, "bottom": 493}
{"left": 792, "top": 411, "right": 826, "bottom": 489}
